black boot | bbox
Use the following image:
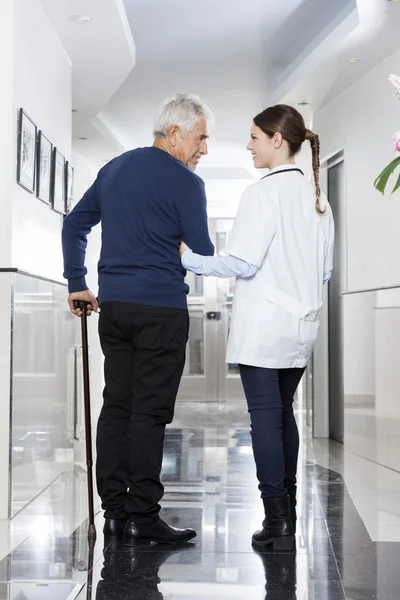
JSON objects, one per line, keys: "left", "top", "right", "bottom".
{"left": 103, "top": 518, "right": 127, "bottom": 541}
{"left": 252, "top": 496, "right": 295, "bottom": 552}
{"left": 287, "top": 487, "right": 297, "bottom": 534}
{"left": 123, "top": 518, "right": 196, "bottom": 546}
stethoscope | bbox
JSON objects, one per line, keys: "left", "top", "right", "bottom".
{"left": 261, "top": 168, "right": 304, "bottom": 180}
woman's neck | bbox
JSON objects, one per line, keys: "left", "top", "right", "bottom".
{"left": 267, "top": 156, "right": 295, "bottom": 170}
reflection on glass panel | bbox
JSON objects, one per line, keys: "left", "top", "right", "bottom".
{"left": 183, "top": 310, "right": 204, "bottom": 375}
{"left": 185, "top": 270, "right": 203, "bottom": 296}
{"left": 162, "top": 429, "right": 204, "bottom": 483}
{"left": 11, "top": 273, "right": 76, "bottom": 516}
{"left": 227, "top": 308, "right": 239, "bottom": 375}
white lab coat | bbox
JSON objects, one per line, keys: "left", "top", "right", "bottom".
{"left": 226, "top": 164, "right": 334, "bottom": 369}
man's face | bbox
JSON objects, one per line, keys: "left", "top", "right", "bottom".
{"left": 175, "top": 118, "right": 209, "bottom": 171}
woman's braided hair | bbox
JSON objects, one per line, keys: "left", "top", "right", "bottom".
{"left": 254, "top": 104, "right": 325, "bottom": 214}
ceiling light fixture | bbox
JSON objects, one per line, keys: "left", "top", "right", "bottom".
{"left": 347, "top": 57, "right": 361, "bottom": 63}
{"left": 72, "top": 15, "right": 92, "bottom": 23}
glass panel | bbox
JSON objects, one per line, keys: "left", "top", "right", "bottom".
{"left": 11, "top": 274, "right": 75, "bottom": 516}
{"left": 183, "top": 309, "right": 204, "bottom": 376}
{"left": 341, "top": 290, "right": 388, "bottom": 467}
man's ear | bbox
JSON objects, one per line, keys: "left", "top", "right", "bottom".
{"left": 167, "top": 125, "right": 180, "bottom": 147}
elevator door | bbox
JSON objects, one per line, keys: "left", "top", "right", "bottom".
{"left": 177, "top": 219, "right": 244, "bottom": 403}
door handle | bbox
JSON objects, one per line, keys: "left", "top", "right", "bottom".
{"left": 206, "top": 311, "right": 222, "bottom": 321}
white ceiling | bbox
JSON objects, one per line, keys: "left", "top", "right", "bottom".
{"left": 99, "top": 0, "right": 357, "bottom": 175}
{"left": 39, "top": 0, "right": 136, "bottom": 163}
{"left": 282, "top": 0, "right": 400, "bottom": 117}
{"left": 39, "top": 0, "right": 400, "bottom": 200}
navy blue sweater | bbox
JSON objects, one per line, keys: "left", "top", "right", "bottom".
{"left": 62, "top": 147, "right": 214, "bottom": 309}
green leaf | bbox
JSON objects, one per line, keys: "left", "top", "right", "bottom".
{"left": 374, "top": 156, "right": 400, "bottom": 195}
{"left": 392, "top": 171, "right": 400, "bottom": 194}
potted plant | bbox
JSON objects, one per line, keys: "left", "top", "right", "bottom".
{"left": 374, "top": 74, "right": 400, "bottom": 195}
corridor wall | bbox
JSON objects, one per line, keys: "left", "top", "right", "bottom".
{"left": 314, "top": 46, "right": 400, "bottom": 470}
{"left": 0, "top": 0, "right": 73, "bottom": 519}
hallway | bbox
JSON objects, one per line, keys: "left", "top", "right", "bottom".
{"left": 1, "top": 395, "right": 400, "bottom": 600}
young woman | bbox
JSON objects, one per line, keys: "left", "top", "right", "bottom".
{"left": 180, "top": 104, "right": 334, "bottom": 552}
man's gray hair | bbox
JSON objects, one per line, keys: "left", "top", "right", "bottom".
{"left": 153, "top": 93, "right": 214, "bottom": 138}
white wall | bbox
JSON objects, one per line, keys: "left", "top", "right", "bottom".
{"left": 314, "top": 46, "right": 400, "bottom": 467}
{"left": 0, "top": 1, "right": 14, "bottom": 515}
{"left": 12, "top": 0, "right": 72, "bottom": 281}
{"left": 0, "top": 0, "right": 14, "bottom": 268}
{"left": 314, "top": 45, "right": 400, "bottom": 292}
{"left": 0, "top": 0, "right": 73, "bottom": 519}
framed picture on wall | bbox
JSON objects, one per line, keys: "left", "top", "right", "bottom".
{"left": 65, "top": 161, "right": 74, "bottom": 214}
{"left": 16, "top": 108, "right": 37, "bottom": 193}
{"left": 36, "top": 132, "right": 52, "bottom": 205}
{"left": 51, "top": 148, "right": 66, "bottom": 215}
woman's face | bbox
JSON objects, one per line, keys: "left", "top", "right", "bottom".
{"left": 246, "top": 122, "right": 281, "bottom": 169}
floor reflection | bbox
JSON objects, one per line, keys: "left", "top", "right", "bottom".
{"left": 3, "top": 400, "right": 400, "bottom": 599}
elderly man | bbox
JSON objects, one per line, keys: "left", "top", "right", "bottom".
{"left": 62, "top": 93, "right": 214, "bottom": 545}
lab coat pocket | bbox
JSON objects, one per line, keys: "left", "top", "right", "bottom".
{"left": 263, "top": 287, "right": 320, "bottom": 322}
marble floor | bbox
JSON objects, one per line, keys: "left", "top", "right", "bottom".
{"left": 1, "top": 394, "right": 400, "bottom": 599}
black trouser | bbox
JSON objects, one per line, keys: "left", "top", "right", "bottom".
{"left": 96, "top": 301, "right": 189, "bottom": 524}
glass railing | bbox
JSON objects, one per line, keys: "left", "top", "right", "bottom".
{"left": 0, "top": 269, "right": 77, "bottom": 517}
{"left": 341, "top": 285, "right": 400, "bottom": 471}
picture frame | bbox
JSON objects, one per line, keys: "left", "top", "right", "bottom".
{"left": 65, "top": 161, "right": 75, "bottom": 214}
{"left": 36, "top": 131, "right": 53, "bottom": 205}
{"left": 16, "top": 108, "right": 37, "bottom": 193}
{"left": 51, "top": 148, "right": 66, "bottom": 215}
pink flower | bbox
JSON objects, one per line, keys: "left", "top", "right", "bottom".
{"left": 389, "top": 74, "right": 400, "bottom": 94}
{"left": 392, "top": 131, "right": 400, "bottom": 156}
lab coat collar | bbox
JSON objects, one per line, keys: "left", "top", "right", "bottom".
{"left": 269, "top": 164, "right": 303, "bottom": 175}
{"left": 261, "top": 164, "right": 304, "bottom": 181}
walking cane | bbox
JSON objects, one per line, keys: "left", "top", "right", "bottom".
{"left": 75, "top": 300, "right": 97, "bottom": 544}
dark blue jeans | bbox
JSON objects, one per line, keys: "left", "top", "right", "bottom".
{"left": 239, "top": 365, "right": 305, "bottom": 499}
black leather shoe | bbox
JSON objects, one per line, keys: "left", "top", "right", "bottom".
{"left": 103, "top": 518, "right": 127, "bottom": 540}
{"left": 287, "top": 487, "right": 297, "bottom": 533}
{"left": 123, "top": 518, "right": 197, "bottom": 546}
{"left": 252, "top": 496, "right": 295, "bottom": 552}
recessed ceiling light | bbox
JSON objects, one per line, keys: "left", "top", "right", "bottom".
{"left": 347, "top": 57, "right": 361, "bottom": 63}
{"left": 72, "top": 15, "right": 92, "bottom": 23}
